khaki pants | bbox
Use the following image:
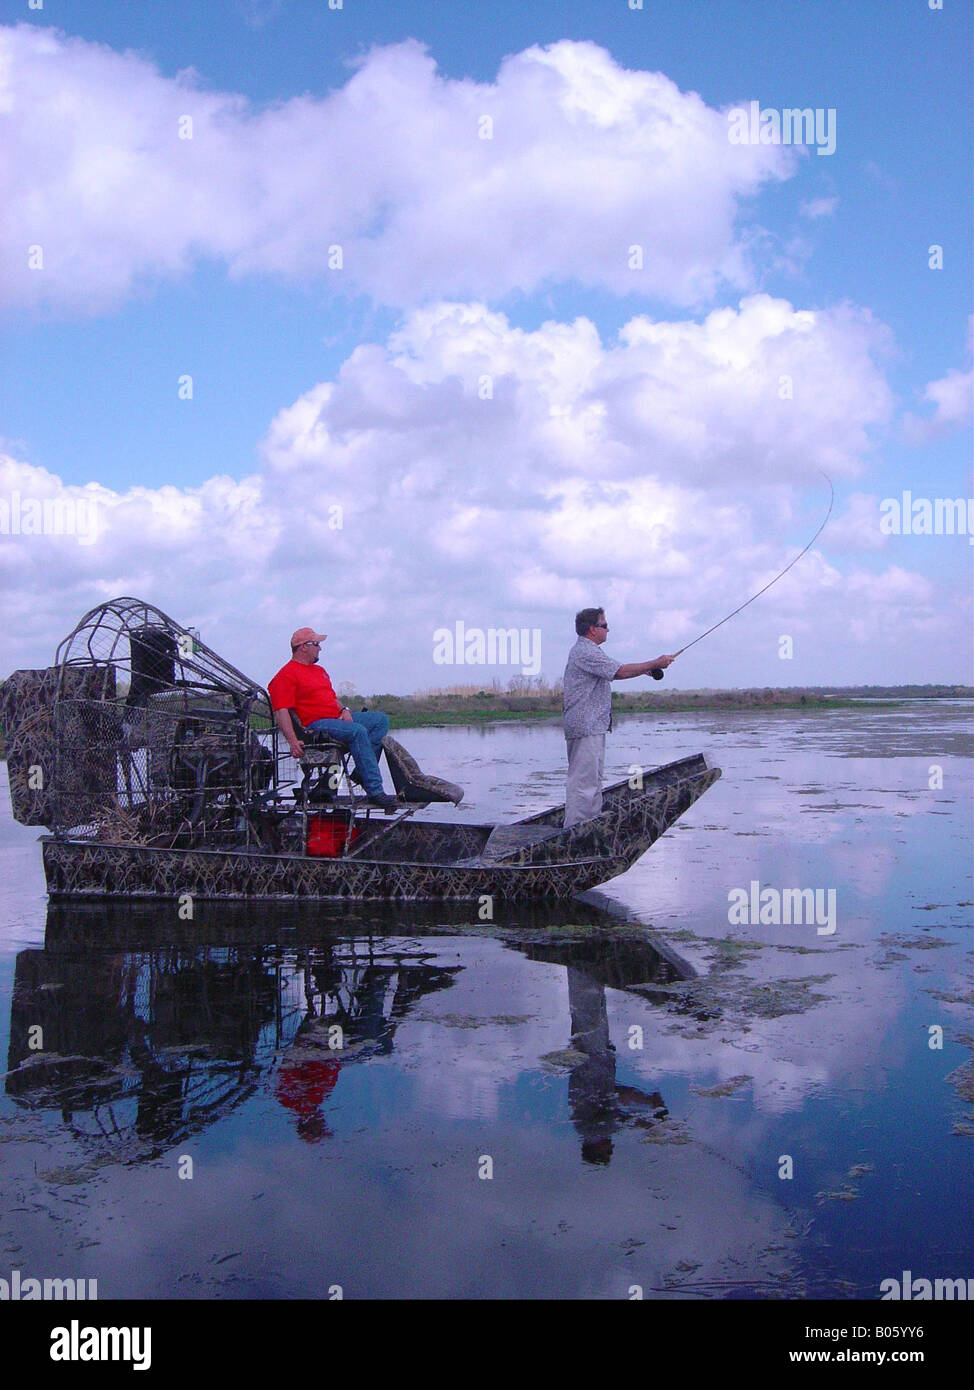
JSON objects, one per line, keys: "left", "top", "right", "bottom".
{"left": 564, "top": 734, "right": 605, "bottom": 828}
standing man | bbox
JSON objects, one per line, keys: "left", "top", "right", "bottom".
{"left": 562, "top": 608, "right": 676, "bottom": 828}
{"left": 269, "top": 626, "right": 399, "bottom": 813}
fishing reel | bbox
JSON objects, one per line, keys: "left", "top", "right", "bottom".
{"left": 651, "top": 668, "right": 664, "bottom": 680}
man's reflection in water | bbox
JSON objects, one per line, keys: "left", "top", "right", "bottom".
{"left": 10, "top": 917, "right": 677, "bottom": 1165}
{"left": 566, "top": 966, "right": 667, "bottom": 1165}
{"left": 275, "top": 957, "right": 396, "bottom": 1144}
{"left": 274, "top": 952, "right": 463, "bottom": 1141}
{"left": 6, "top": 938, "right": 461, "bottom": 1155}
{"left": 275, "top": 1060, "right": 340, "bottom": 1143}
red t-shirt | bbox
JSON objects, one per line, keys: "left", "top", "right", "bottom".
{"left": 268, "top": 659, "right": 342, "bottom": 724}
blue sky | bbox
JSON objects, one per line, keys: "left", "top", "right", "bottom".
{"left": 0, "top": 0, "right": 971, "bottom": 690}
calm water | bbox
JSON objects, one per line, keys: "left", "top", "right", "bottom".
{"left": 1, "top": 704, "right": 971, "bottom": 1300}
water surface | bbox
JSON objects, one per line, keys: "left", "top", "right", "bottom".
{"left": 1, "top": 704, "right": 971, "bottom": 1299}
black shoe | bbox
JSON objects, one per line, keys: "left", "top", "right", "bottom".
{"left": 366, "top": 793, "right": 400, "bottom": 813}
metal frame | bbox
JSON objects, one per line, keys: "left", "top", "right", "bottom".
{"left": 48, "top": 597, "right": 280, "bottom": 848}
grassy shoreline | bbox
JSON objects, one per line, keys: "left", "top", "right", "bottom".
{"left": 378, "top": 687, "right": 971, "bottom": 728}
{"left": 1, "top": 686, "right": 969, "bottom": 754}
{"left": 384, "top": 700, "right": 868, "bottom": 728}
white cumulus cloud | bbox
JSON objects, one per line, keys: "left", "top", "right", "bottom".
{"left": 902, "top": 317, "right": 974, "bottom": 442}
{"left": 2, "top": 295, "right": 957, "bottom": 690}
{"left": 0, "top": 26, "right": 792, "bottom": 314}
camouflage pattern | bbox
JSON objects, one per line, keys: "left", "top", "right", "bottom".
{"left": 6, "top": 904, "right": 690, "bottom": 1166}
{"left": 382, "top": 734, "right": 464, "bottom": 804}
{"left": 3, "top": 596, "right": 722, "bottom": 903}
{"left": 41, "top": 756, "right": 720, "bottom": 902}
{"left": 1, "top": 667, "right": 115, "bottom": 826}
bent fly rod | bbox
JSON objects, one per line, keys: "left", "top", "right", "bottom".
{"left": 650, "top": 471, "right": 834, "bottom": 678}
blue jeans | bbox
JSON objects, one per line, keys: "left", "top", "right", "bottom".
{"left": 307, "top": 711, "right": 390, "bottom": 797}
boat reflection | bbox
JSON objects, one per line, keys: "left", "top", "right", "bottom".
{"left": 6, "top": 898, "right": 695, "bottom": 1164}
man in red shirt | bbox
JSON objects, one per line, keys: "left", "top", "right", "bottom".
{"left": 269, "top": 626, "right": 397, "bottom": 812}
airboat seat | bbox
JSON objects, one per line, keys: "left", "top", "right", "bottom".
{"left": 285, "top": 716, "right": 464, "bottom": 807}
{"left": 381, "top": 736, "right": 463, "bottom": 805}
{"left": 286, "top": 710, "right": 358, "bottom": 808}
{"left": 286, "top": 710, "right": 349, "bottom": 761}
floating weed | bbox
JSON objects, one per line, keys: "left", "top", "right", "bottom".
{"left": 691, "top": 1074, "right": 752, "bottom": 1098}
{"left": 816, "top": 1185, "right": 859, "bottom": 1204}
{"left": 539, "top": 1048, "right": 588, "bottom": 1072}
{"left": 640, "top": 1118, "right": 692, "bottom": 1145}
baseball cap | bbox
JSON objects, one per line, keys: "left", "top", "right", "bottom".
{"left": 290, "top": 627, "right": 327, "bottom": 650}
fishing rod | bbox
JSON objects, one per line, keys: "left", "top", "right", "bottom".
{"left": 650, "top": 471, "right": 834, "bottom": 678}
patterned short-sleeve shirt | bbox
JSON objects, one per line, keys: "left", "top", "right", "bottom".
{"left": 562, "top": 637, "right": 620, "bottom": 738}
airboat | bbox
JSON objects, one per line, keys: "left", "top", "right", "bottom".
{"left": 1, "top": 598, "right": 721, "bottom": 902}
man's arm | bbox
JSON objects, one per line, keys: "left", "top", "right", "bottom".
{"left": 614, "top": 655, "right": 677, "bottom": 680}
{"left": 274, "top": 708, "right": 304, "bottom": 758}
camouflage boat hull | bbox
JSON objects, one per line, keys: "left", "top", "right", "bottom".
{"left": 4, "top": 598, "right": 721, "bottom": 904}
{"left": 41, "top": 755, "right": 721, "bottom": 903}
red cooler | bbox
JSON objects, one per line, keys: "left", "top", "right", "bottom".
{"left": 306, "top": 814, "right": 360, "bottom": 857}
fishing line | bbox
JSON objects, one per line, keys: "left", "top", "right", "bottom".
{"left": 651, "top": 470, "right": 834, "bottom": 678}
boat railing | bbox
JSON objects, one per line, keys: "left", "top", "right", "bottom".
{"left": 48, "top": 692, "right": 275, "bottom": 848}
